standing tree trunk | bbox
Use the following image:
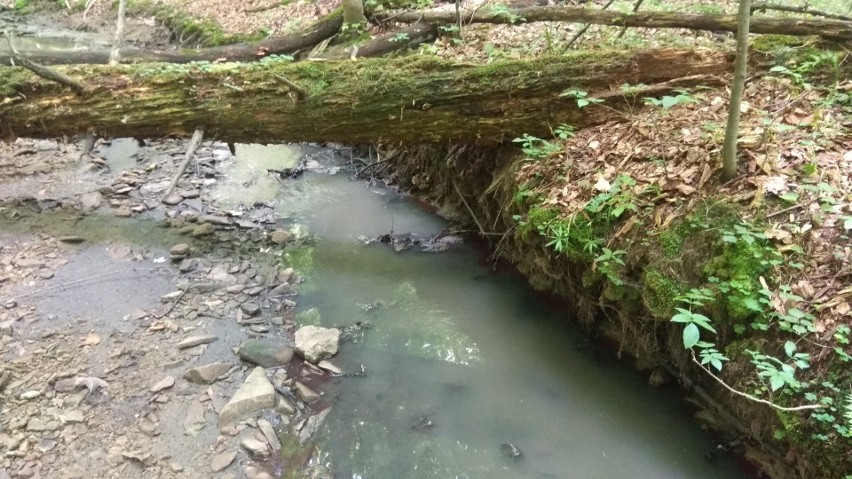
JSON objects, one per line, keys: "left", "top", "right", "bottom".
{"left": 342, "top": 0, "right": 368, "bottom": 34}
{"left": 721, "top": 0, "right": 751, "bottom": 181}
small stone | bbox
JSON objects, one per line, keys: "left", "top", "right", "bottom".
{"left": 26, "top": 418, "right": 48, "bottom": 431}
{"left": 198, "top": 214, "right": 232, "bottom": 226}
{"left": 184, "top": 362, "right": 231, "bottom": 384}
{"left": 150, "top": 376, "right": 175, "bottom": 393}
{"left": 160, "top": 291, "right": 183, "bottom": 303}
{"left": 162, "top": 193, "right": 184, "bottom": 206}
{"left": 170, "top": 243, "right": 190, "bottom": 256}
{"left": 317, "top": 360, "right": 342, "bottom": 375}
{"left": 243, "top": 465, "right": 273, "bottom": 479}
{"left": 269, "top": 229, "right": 291, "bottom": 245}
{"left": 20, "top": 390, "right": 41, "bottom": 400}
{"left": 114, "top": 206, "right": 132, "bottom": 217}
{"left": 168, "top": 462, "right": 184, "bottom": 473}
{"left": 191, "top": 223, "right": 215, "bottom": 237}
{"left": 294, "top": 326, "right": 340, "bottom": 363}
{"left": 238, "top": 340, "right": 294, "bottom": 368}
{"left": 177, "top": 334, "right": 217, "bottom": 349}
{"left": 210, "top": 451, "right": 237, "bottom": 472}
{"left": 218, "top": 367, "right": 276, "bottom": 425}
{"left": 79, "top": 191, "right": 103, "bottom": 211}
{"left": 277, "top": 268, "right": 295, "bottom": 284}
{"left": 294, "top": 382, "right": 320, "bottom": 403}
{"left": 275, "top": 396, "right": 295, "bottom": 415}
{"left": 58, "top": 236, "right": 86, "bottom": 244}
{"left": 240, "top": 436, "right": 270, "bottom": 458}
{"left": 257, "top": 419, "right": 281, "bottom": 451}
{"left": 37, "top": 438, "right": 57, "bottom": 452}
{"left": 240, "top": 302, "right": 261, "bottom": 316}
{"left": 298, "top": 408, "right": 331, "bottom": 445}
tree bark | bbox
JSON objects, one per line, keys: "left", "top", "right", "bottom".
{"left": 1, "top": 9, "right": 344, "bottom": 66}
{"left": 0, "top": 48, "right": 732, "bottom": 144}
{"left": 375, "top": 6, "right": 852, "bottom": 41}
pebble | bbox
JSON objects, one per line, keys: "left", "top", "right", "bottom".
{"left": 19, "top": 390, "right": 42, "bottom": 400}
{"left": 58, "top": 236, "right": 86, "bottom": 244}
{"left": 177, "top": 334, "right": 217, "bottom": 349}
{"left": 210, "top": 451, "right": 237, "bottom": 472}
{"left": 150, "top": 376, "right": 175, "bottom": 393}
{"left": 240, "top": 436, "right": 270, "bottom": 458}
{"left": 240, "top": 302, "right": 261, "bottom": 316}
{"left": 294, "top": 382, "right": 320, "bottom": 403}
{"left": 113, "top": 206, "right": 132, "bottom": 217}
{"left": 162, "top": 193, "right": 184, "bottom": 205}
{"left": 170, "top": 243, "right": 190, "bottom": 256}
{"left": 184, "top": 362, "right": 231, "bottom": 384}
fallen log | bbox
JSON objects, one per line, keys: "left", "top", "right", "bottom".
{"left": 374, "top": 6, "right": 852, "bottom": 41}
{"left": 317, "top": 23, "right": 438, "bottom": 59}
{"left": 0, "top": 9, "right": 344, "bottom": 66}
{"left": 0, "top": 48, "right": 732, "bottom": 144}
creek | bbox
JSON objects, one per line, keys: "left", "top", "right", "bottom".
{"left": 214, "top": 145, "right": 751, "bottom": 479}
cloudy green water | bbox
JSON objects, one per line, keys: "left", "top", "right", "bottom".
{"left": 242, "top": 146, "right": 751, "bottom": 479}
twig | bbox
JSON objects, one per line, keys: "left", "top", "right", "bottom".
{"left": 751, "top": 2, "right": 852, "bottom": 22}
{"left": 691, "top": 353, "right": 823, "bottom": 412}
{"left": 1, "top": 268, "right": 163, "bottom": 303}
{"left": 162, "top": 128, "right": 204, "bottom": 201}
{"left": 4, "top": 33, "right": 86, "bottom": 93}
{"left": 455, "top": 0, "right": 463, "bottom": 40}
{"left": 108, "top": 0, "right": 127, "bottom": 66}
{"left": 616, "top": 0, "right": 644, "bottom": 39}
{"left": 451, "top": 179, "right": 486, "bottom": 236}
{"left": 162, "top": 288, "right": 186, "bottom": 317}
{"left": 561, "top": 0, "right": 617, "bottom": 52}
{"left": 272, "top": 74, "right": 308, "bottom": 100}
{"left": 766, "top": 203, "right": 804, "bottom": 218}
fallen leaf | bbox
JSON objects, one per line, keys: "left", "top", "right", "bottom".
{"left": 593, "top": 175, "right": 610, "bottom": 192}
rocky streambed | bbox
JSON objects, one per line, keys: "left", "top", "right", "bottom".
{"left": 0, "top": 137, "right": 363, "bottom": 479}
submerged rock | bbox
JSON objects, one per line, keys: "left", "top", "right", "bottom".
{"left": 210, "top": 451, "right": 237, "bottom": 472}
{"left": 238, "top": 340, "right": 294, "bottom": 367}
{"left": 218, "top": 367, "right": 276, "bottom": 425}
{"left": 294, "top": 326, "right": 340, "bottom": 363}
{"left": 501, "top": 443, "right": 522, "bottom": 460}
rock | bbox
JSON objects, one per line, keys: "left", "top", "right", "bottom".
{"left": 317, "top": 360, "right": 342, "bottom": 375}
{"left": 0, "top": 321, "right": 12, "bottom": 337}
{"left": 240, "top": 436, "right": 270, "bottom": 458}
{"left": 113, "top": 206, "right": 132, "bottom": 217}
{"left": 275, "top": 396, "right": 295, "bottom": 415}
{"left": 177, "top": 334, "right": 217, "bottom": 349}
{"left": 298, "top": 408, "right": 331, "bottom": 445}
{"left": 191, "top": 223, "right": 216, "bottom": 237}
{"left": 58, "top": 236, "right": 86, "bottom": 244}
{"left": 150, "top": 376, "right": 175, "bottom": 393}
{"left": 501, "top": 443, "right": 522, "bottom": 460}
{"left": 162, "top": 193, "right": 184, "bottom": 205}
{"left": 19, "top": 390, "right": 41, "bottom": 400}
{"left": 240, "top": 302, "right": 261, "bottom": 316}
{"left": 268, "top": 283, "right": 293, "bottom": 298}
{"left": 160, "top": 291, "right": 183, "bottom": 303}
{"left": 238, "top": 340, "right": 294, "bottom": 367}
{"left": 168, "top": 462, "right": 184, "bottom": 473}
{"left": 278, "top": 267, "right": 295, "bottom": 284}
{"left": 218, "top": 367, "right": 276, "bottom": 425}
{"left": 184, "top": 362, "right": 231, "bottom": 384}
{"left": 170, "top": 243, "right": 190, "bottom": 256}
{"left": 199, "top": 214, "right": 232, "bottom": 226}
{"left": 294, "top": 326, "right": 340, "bottom": 363}
{"left": 269, "top": 229, "right": 291, "bottom": 244}
{"left": 210, "top": 451, "right": 237, "bottom": 472}
{"left": 185, "top": 400, "right": 207, "bottom": 435}
{"left": 257, "top": 419, "right": 281, "bottom": 451}
{"left": 294, "top": 382, "right": 320, "bottom": 403}
{"left": 79, "top": 191, "right": 102, "bottom": 211}
{"left": 244, "top": 465, "right": 274, "bottom": 479}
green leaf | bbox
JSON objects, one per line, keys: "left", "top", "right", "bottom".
{"left": 769, "top": 374, "right": 785, "bottom": 391}
{"left": 682, "top": 323, "right": 700, "bottom": 349}
{"left": 661, "top": 96, "right": 679, "bottom": 109}
{"left": 784, "top": 341, "right": 796, "bottom": 357}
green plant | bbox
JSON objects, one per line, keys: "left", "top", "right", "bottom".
{"left": 488, "top": 5, "right": 524, "bottom": 23}
{"left": 747, "top": 342, "right": 810, "bottom": 392}
{"left": 585, "top": 174, "right": 638, "bottom": 219}
{"left": 390, "top": 33, "right": 410, "bottom": 43}
{"left": 512, "top": 134, "right": 560, "bottom": 160}
{"left": 644, "top": 89, "right": 698, "bottom": 110}
{"left": 553, "top": 123, "right": 575, "bottom": 140}
{"left": 594, "top": 248, "right": 626, "bottom": 286}
{"left": 560, "top": 88, "right": 604, "bottom": 108}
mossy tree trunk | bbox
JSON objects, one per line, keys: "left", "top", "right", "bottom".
{"left": 0, "top": 49, "right": 732, "bottom": 144}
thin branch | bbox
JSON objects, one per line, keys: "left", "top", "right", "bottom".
{"left": 108, "top": 0, "right": 127, "bottom": 65}
{"left": 162, "top": 128, "right": 205, "bottom": 201}
{"left": 751, "top": 2, "right": 852, "bottom": 22}
{"left": 451, "top": 179, "right": 487, "bottom": 236}
{"left": 616, "top": 0, "right": 644, "bottom": 38}
{"left": 4, "top": 32, "right": 86, "bottom": 93}
{"left": 562, "top": 0, "right": 618, "bottom": 52}
{"left": 691, "top": 353, "right": 823, "bottom": 412}
{"left": 273, "top": 74, "right": 308, "bottom": 100}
